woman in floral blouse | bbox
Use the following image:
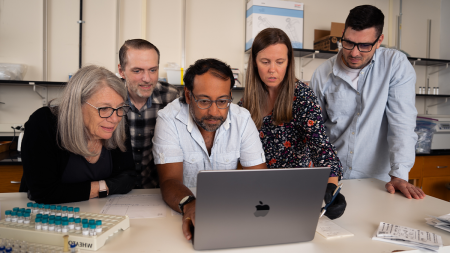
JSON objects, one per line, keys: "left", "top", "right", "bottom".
{"left": 239, "top": 28, "right": 346, "bottom": 219}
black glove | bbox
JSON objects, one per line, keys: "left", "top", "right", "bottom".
{"left": 323, "top": 183, "right": 346, "bottom": 220}
{"left": 105, "top": 170, "right": 137, "bottom": 195}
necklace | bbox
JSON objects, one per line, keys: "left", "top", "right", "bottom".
{"left": 85, "top": 140, "right": 101, "bottom": 163}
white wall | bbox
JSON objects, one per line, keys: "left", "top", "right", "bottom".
{"left": 0, "top": 0, "right": 448, "bottom": 135}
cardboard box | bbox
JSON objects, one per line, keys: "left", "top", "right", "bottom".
{"left": 313, "top": 22, "right": 345, "bottom": 52}
{"left": 246, "top": 0, "right": 304, "bottom": 51}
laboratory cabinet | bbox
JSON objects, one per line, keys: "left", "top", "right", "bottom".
{"left": 410, "top": 155, "right": 450, "bottom": 201}
{"left": 0, "top": 164, "right": 23, "bottom": 193}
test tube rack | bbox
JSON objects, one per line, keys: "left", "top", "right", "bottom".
{"left": 0, "top": 212, "right": 130, "bottom": 251}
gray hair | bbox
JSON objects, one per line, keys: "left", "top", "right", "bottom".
{"left": 51, "top": 65, "right": 127, "bottom": 157}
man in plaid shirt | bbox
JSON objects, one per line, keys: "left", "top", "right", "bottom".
{"left": 118, "top": 39, "right": 179, "bottom": 188}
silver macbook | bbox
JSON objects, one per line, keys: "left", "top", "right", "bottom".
{"left": 193, "top": 167, "right": 330, "bottom": 250}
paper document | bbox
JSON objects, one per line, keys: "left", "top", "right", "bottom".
{"left": 372, "top": 222, "right": 443, "bottom": 252}
{"left": 100, "top": 194, "right": 166, "bottom": 219}
{"left": 316, "top": 216, "right": 354, "bottom": 239}
{"left": 426, "top": 213, "right": 450, "bottom": 233}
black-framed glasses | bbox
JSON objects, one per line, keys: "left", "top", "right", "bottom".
{"left": 341, "top": 34, "right": 381, "bottom": 53}
{"left": 85, "top": 102, "right": 130, "bottom": 118}
{"left": 190, "top": 92, "right": 233, "bottom": 109}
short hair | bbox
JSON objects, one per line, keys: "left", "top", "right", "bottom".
{"left": 119, "top": 39, "right": 160, "bottom": 69}
{"left": 345, "top": 5, "right": 385, "bottom": 38}
{"left": 242, "top": 28, "right": 295, "bottom": 129}
{"left": 180, "top": 58, "right": 235, "bottom": 103}
{"left": 51, "top": 65, "right": 128, "bottom": 157}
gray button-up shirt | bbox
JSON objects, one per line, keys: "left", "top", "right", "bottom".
{"left": 310, "top": 47, "right": 417, "bottom": 182}
{"left": 152, "top": 98, "right": 266, "bottom": 188}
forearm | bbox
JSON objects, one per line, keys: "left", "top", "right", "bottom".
{"left": 328, "top": 176, "right": 338, "bottom": 186}
{"left": 160, "top": 179, "right": 194, "bottom": 213}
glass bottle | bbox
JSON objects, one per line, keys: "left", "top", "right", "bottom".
{"left": 67, "top": 207, "right": 74, "bottom": 218}
{"left": 68, "top": 217, "right": 75, "bottom": 230}
{"left": 41, "top": 219, "right": 49, "bottom": 231}
{"left": 4, "top": 210, "right": 11, "bottom": 222}
{"left": 24, "top": 213, "right": 31, "bottom": 225}
{"left": 50, "top": 205, "right": 56, "bottom": 215}
{"left": 74, "top": 207, "right": 80, "bottom": 218}
{"left": 56, "top": 206, "right": 62, "bottom": 216}
{"left": 48, "top": 219, "right": 55, "bottom": 232}
{"left": 89, "top": 224, "right": 96, "bottom": 236}
{"left": 32, "top": 203, "right": 39, "bottom": 214}
{"left": 44, "top": 204, "right": 50, "bottom": 214}
{"left": 61, "top": 206, "right": 68, "bottom": 217}
{"left": 95, "top": 220, "right": 102, "bottom": 234}
{"left": 82, "top": 224, "right": 89, "bottom": 236}
{"left": 75, "top": 218, "right": 81, "bottom": 231}
{"left": 55, "top": 220, "right": 62, "bottom": 233}
{"left": 10, "top": 212, "right": 18, "bottom": 223}
{"left": 35, "top": 218, "right": 42, "bottom": 230}
{"left": 62, "top": 221, "right": 69, "bottom": 234}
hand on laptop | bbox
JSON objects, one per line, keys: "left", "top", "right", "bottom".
{"left": 323, "top": 183, "right": 346, "bottom": 219}
{"left": 182, "top": 201, "right": 196, "bottom": 240}
{"left": 385, "top": 176, "right": 425, "bottom": 199}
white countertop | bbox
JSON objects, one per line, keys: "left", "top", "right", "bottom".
{"left": 1, "top": 178, "right": 450, "bottom": 253}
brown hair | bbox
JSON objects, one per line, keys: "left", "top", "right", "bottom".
{"left": 242, "top": 28, "right": 296, "bottom": 129}
{"left": 119, "top": 39, "right": 160, "bottom": 70}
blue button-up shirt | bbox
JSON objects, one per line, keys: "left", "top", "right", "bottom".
{"left": 152, "top": 98, "right": 266, "bottom": 187}
{"left": 310, "top": 47, "right": 417, "bottom": 182}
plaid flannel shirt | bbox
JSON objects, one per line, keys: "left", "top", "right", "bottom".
{"left": 125, "top": 81, "right": 179, "bottom": 188}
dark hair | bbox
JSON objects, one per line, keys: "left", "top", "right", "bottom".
{"left": 180, "top": 58, "right": 234, "bottom": 103}
{"left": 242, "top": 28, "right": 295, "bottom": 129}
{"left": 119, "top": 39, "right": 160, "bottom": 69}
{"left": 345, "top": 5, "right": 384, "bottom": 38}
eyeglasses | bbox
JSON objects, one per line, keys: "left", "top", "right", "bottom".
{"left": 85, "top": 102, "right": 130, "bottom": 118}
{"left": 190, "top": 92, "right": 233, "bottom": 109}
{"left": 341, "top": 34, "right": 381, "bottom": 53}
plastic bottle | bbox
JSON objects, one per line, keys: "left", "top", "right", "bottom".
{"left": 35, "top": 218, "right": 42, "bottom": 230}
{"left": 41, "top": 219, "right": 49, "bottom": 231}
{"left": 89, "top": 224, "right": 97, "bottom": 236}
{"left": 10, "top": 212, "right": 18, "bottom": 223}
{"left": 4, "top": 211, "right": 11, "bottom": 222}
{"left": 74, "top": 207, "right": 80, "bottom": 218}
{"left": 62, "top": 221, "right": 69, "bottom": 234}
{"left": 82, "top": 224, "right": 89, "bottom": 236}
{"left": 67, "top": 207, "right": 74, "bottom": 218}
{"left": 56, "top": 206, "right": 62, "bottom": 216}
{"left": 48, "top": 219, "right": 55, "bottom": 232}
{"left": 95, "top": 220, "right": 102, "bottom": 234}
{"left": 75, "top": 218, "right": 81, "bottom": 231}
{"left": 61, "top": 206, "right": 68, "bottom": 217}
{"left": 68, "top": 217, "right": 75, "bottom": 230}
{"left": 50, "top": 205, "right": 56, "bottom": 215}
{"left": 55, "top": 220, "right": 62, "bottom": 233}
{"left": 69, "top": 241, "right": 77, "bottom": 253}
{"left": 24, "top": 213, "right": 31, "bottom": 224}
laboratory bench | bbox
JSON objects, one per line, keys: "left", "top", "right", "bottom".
{"left": 1, "top": 178, "right": 450, "bottom": 252}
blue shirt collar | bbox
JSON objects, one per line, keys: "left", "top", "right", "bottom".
{"left": 126, "top": 91, "right": 152, "bottom": 111}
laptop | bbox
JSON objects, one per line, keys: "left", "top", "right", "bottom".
{"left": 193, "top": 167, "right": 330, "bottom": 250}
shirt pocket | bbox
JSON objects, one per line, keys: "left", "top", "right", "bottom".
{"left": 183, "top": 152, "right": 204, "bottom": 188}
{"left": 326, "top": 91, "right": 356, "bottom": 120}
{"left": 216, "top": 152, "right": 239, "bottom": 171}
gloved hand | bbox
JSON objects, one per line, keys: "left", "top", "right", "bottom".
{"left": 105, "top": 170, "right": 137, "bottom": 195}
{"left": 323, "top": 183, "right": 346, "bottom": 220}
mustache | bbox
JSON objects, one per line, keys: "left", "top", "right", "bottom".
{"left": 202, "top": 115, "right": 224, "bottom": 121}
{"left": 348, "top": 56, "right": 362, "bottom": 60}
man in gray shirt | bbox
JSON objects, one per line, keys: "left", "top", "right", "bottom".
{"left": 310, "top": 5, "right": 425, "bottom": 199}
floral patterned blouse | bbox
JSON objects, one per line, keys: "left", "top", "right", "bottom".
{"left": 239, "top": 81, "right": 342, "bottom": 178}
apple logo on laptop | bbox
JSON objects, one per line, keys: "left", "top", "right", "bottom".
{"left": 254, "top": 201, "right": 270, "bottom": 217}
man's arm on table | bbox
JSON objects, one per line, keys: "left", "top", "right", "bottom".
{"left": 384, "top": 52, "right": 424, "bottom": 199}
{"left": 158, "top": 161, "right": 266, "bottom": 241}
{"left": 158, "top": 163, "right": 196, "bottom": 240}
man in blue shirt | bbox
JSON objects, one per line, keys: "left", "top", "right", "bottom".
{"left": 311, "top": 5, "right": 425, "bottom": 199}
{"left": 153, "top": 59, "right": 267, "bottom": 240}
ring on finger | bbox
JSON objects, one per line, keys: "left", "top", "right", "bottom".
{"left": 185, "top": 217, "right": 191, "bottom": 220}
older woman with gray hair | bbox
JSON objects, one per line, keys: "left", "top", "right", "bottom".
{"left": 20, "top": 65, "right": 136, "bottom": 204}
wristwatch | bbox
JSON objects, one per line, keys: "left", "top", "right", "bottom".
{"left": 99, "top": 180, "right": 108, "bottom": 198}
{"left": 179, "top": 195, "right": 196, "bottom": 214}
